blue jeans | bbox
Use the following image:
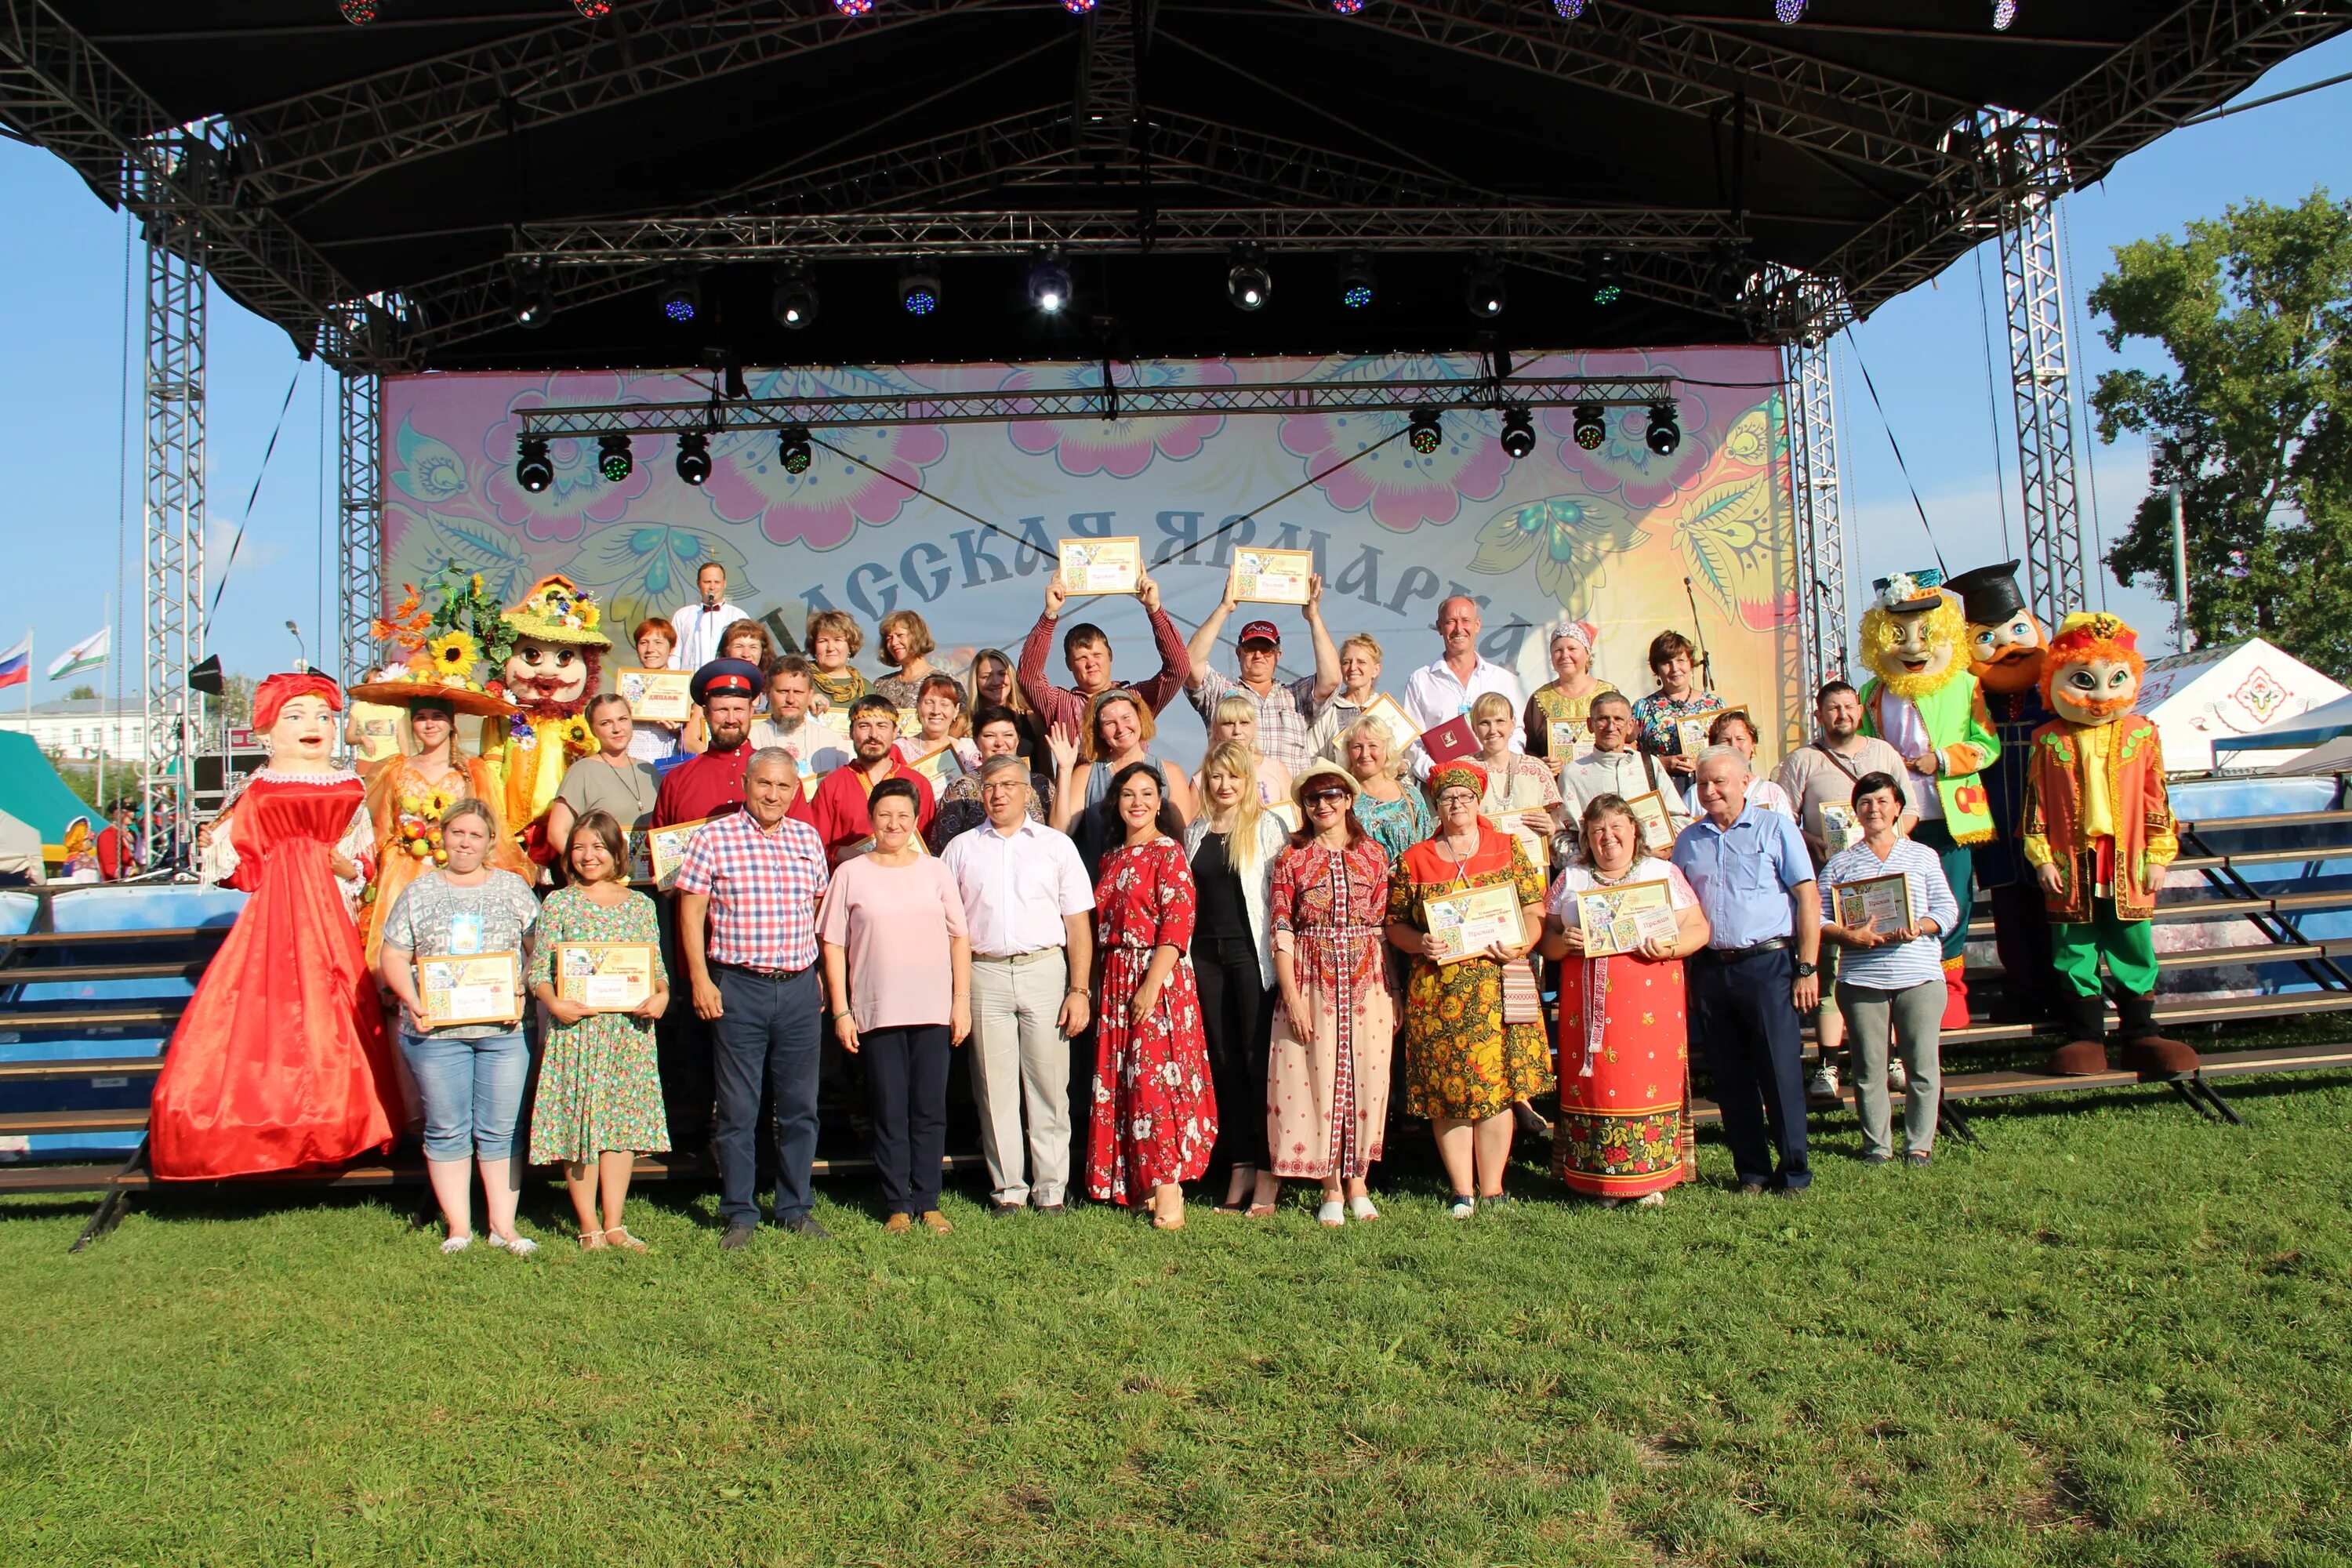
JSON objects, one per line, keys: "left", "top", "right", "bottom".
{"left": 710, "top": 964, "right": 823, "bottom": 1227}
{"left": 399, "top": 1028, "right": 530, "bottom": 1162}
{"left": 1689, "top": 947, "right": 1810, "bottom": 1190}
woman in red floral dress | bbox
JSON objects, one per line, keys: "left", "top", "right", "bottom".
{"left": 1086, "top": 761, "right": 1217, "bottom": 1229}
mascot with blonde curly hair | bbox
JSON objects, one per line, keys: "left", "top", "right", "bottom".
{"left": 1857, "top": 569, "right": 1999, "bottom": 1029}
{"left": 2020, "top": 611, "right": 2190, "bottom": 1079}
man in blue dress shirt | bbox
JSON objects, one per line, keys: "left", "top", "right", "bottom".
{"left": 1671, "top": 746, "right": 1823, "bottom": 1193}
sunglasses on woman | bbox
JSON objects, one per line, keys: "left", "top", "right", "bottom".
{"left": 1301, "top": 786, "right": 1350, "bottom": 804}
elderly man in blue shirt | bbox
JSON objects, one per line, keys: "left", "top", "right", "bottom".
{"left": 1671, "top": 744, "right": 1823, "bottom": 1194}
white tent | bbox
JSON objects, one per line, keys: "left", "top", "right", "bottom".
{"left": 2136, "top": 638, "right": 2347, "bottom": 772}
{"left": 0, "top": 807, "right": 42, "bottom": 884}
{"left": 2213, "top": 687, "right": 2352, "bottom": 768}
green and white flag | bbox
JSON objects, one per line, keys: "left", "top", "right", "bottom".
{"left": 47, "top": 626, "right": 107, "bottom": 681}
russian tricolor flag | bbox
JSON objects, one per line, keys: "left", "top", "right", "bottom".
{"left": 0, "top": 633, "right": 27, "bottom": 691}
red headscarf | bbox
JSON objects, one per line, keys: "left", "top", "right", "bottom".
{"left": 252, "top": 671, "right": 345, "bottom": 732}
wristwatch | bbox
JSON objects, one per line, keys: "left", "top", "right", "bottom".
{"left": 1795, "top": 960, "right": 1819, "bottom": 978}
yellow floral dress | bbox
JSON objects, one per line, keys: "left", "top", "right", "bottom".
{"left": 1388, "top": 825, "right": 1551, "bottom": 1122}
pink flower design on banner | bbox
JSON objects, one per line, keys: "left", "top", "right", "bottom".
{"left": 1540, "top": 358, "right": 1715, "bottom": 511}
{"left": 479, "top": 373, "right": 657, "bottom": 543}
{"left": 1000, "top": 361, "right": 1232, "bottom": 477}
{"left": 699, "top": 366, "right": 950, "bottom": 550}
{"left": 1277, "top": 356, "right": 1512, "bottom": 532}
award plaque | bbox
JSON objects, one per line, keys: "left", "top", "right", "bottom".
{"left": 895, "top": 707, "right": 920, "bottom": 738}
{"left": 416, "top": 952, "right": 522, "bottom": 1028}
{"left": 1424, "top": 884, "right": 1526, "bottom": 965}
{"left": 1623, "top": 790, "right": 1679, "bottom": 852}
{"left": 906, "top": 743, "right": 957, "bottom": 785}
{"left": 1575, "top": 880, "right": 1678, "bottom": 958}
{"left": 554, "top": 942, "right": 656, "bottom": 1011}
{"left": 1547, "top": 719, "right": 1593, "bottom": 758}
{"left": 1485, "top": 813, "right": 1549, "bottom": 872}
{"left": 1675, "top": 715, "right": 1715, "bottom": 757}
{"left": 616, "top": 666, "right": 693, "bottom": 724}
{"left": 1265, "top": 800, "right": 1301, "bottom": 833}
{"left": 1358, "top": 692, "right": 1417, "bottom": 757}
{"left": 1836, "top": 873, "right": 1914, "bottom": 935}
{"left": 1230, "top": 547, "right": 1313, "bottom": 605}
{"left": 1058, "top": 536, "right": 1142, "bottom": 595}
{"left": 647, "top": 815, "right": 715, "bottom": 892}
{"left": 1820, "top": 802, "right": 1864, "bottom": 856}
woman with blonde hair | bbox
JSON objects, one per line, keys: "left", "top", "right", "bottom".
{"left": 1046, "top": 688, "right": 1195, "bottom": 875}
{"left": 1200, "top": 691, "right": 1293, "bottom": 809}
{"left": 872, "top": 609, "right": 940, "bottom": 711}
{"left": 1339, "top": 715, "right": 1432, "bottom": 867}
{"left": 1305, "top": 633, "right": 1387, "bottom": 764}
{"left": 1182, "top": 740, "right": 1289, "bottom": 1214}
{"left": 804, "top": 608, "right": 869, "bottom": 710}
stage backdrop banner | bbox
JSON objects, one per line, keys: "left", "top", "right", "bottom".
{"left": 381, "top": 348, "right": 1800, "bottom": 753}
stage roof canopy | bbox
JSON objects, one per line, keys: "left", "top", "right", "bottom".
{"left": 6, "top": 0, "right": 2346, "bottom": 371}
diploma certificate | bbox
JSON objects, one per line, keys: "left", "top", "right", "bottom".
{"left": 1265, "top": 800, "right": 1301, "bottom": 833}
{"left": 1058, "top": 536, "right": 1142, "bottom": 595}
{"left": 647, "top": 816, "right": 714, "bottom": 892}
{"left": 906, "top": 744, "right": 956, "bottom": 785}
{"left": 1835, "top": 873, "right": 1913, "bottom": 935}
{"left": 1820, "top": 802, "right": 1864, "bottom": 856}
{"left": 1358, "top": 692, "right": 1417, "bottom": 757}
{"left": 1575, "top": 880, "right": 1678, "bottom": 958}
{"left": 1230, "top": 547, "right": 1313, "bottom": 605}
{"left": 554, "top": 942, "right": 656, "bottom": 1011}
{"left": 1623, "top": 790, "right": 1679, "bottom": 851}
{"left": 417, "top": 952, "right": 522, "bottom": 1028}
{"left": 1547, "top": 719, "right": 1593, "bottom": 757}
{"left": 1484, "top": 814, "right": 1549, "bottom": 872}
{"left": 616, "top": 666, "right": 693, "bottom": 724}
{"left": 1423, "top": 883, "right": 1526, "bottom": 965}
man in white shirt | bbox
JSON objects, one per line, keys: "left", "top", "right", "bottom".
{"left": 938, "top": 755, "right": 1095, "bottom": 1216}
{"left": 1558, "top": 691, "right": 1686, "bottom": 855}
{"left": 748, "top": 656, "right": 852, "bottom": 776}
{"left": 669, "top": 561, "right": 749, "bottom": 672}
{"left": 1400, "top": 595, "right": 1523, "bottom": 779}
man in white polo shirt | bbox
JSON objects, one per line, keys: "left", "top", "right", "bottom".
{"left": 1400, "top": 594, "right": 1523, "bottom": 779}
{"left": 938, "top": 754, "right": 1095, "bottom": 1215}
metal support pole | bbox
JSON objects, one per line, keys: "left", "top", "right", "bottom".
{"left": 1787, "top": 331, "right": 1849, "bottom": 693}
{"left": 1994, "top": 117, "right": 2088, "bottom": 632}
{"left": 336, "top": 370, "right": 383, "bottom": 688}
{"left": 2169, "top": 481, "right": 2191, "bottom": 654}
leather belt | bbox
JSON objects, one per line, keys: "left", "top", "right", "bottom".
{"left": 1694, "top": 936, "right": 1791, "bottom": 964}
{"left": 714, "top": 960, "right": 808, "bottom": 980}
{"left": 973, "top": 949, "right": 1062, "bottom": 967}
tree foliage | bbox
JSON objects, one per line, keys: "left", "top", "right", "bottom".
{"left": 2089, "top": 190, "right": 2352, "bottom": 673}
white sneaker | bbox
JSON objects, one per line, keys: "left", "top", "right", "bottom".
{"left": 1887, "top": 1060, "right": 1910, "bottom": 1094}
{"left": 486, "top": 1232, "right": 539, "bottom": 1257}
{"left": 1807, "top": 1065, "right": 1839, "bottom": 1099}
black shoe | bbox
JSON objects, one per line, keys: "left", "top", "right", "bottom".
{"left": 1035, "top": 1202, "right": 1066, "bottom": 1217}
{"left": 1738, "top": 1181, "right": 1769, "bottom": 1196}
{"left": 987, "top": 1200, "right": 1024, "bottom": 1218}
{"left": 719, "top": 1224, "right": 757, "bottom": 1251}
{"left": 1858, "top": 1151, "right": 1893, "bottom": 1167}
{"left": 780, "top": 1214, "right": 831, "bottom": 1240}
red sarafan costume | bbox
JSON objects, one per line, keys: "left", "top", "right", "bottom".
{"left": 150, "top": 673, "right": 402, "bottom": 1180}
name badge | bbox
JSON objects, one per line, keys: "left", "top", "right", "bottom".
{"left": 448, "top": 910, "right": 484, "bottom": 956}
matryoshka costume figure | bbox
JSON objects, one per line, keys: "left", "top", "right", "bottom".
{"left": 2019, "top": 612, "right": 2192, "bottom": 1079}
{"left": 1857, "top": 569, "right": 1999, "bottom": 1029}
{"left": 148, "top": 673, "right": 402, "bottom": 1179}
{"left": 481, "top": 573, "right": 609, "bottom": 866}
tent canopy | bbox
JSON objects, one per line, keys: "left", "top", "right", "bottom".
{"left": 2213, "top": 690, "right": 2352, "bottom": 757}
{"left": 0, "top": 734, "right": 95, "bottom": 846}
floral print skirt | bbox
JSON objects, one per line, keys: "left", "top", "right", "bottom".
{"left": 1087, "top": 947, "right": 1218, "bottom": 1203}
{"left": 1400, "top": 954, "right": 1552, "bottom": 1123}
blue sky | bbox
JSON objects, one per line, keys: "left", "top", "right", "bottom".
{"left": 0, "top": 32, "right": 2345, "bottom": 701}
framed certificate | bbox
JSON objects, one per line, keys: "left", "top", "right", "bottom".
{"left": 1358, "top": 692, "right": 1417, "bottom": 757}
{"left": 895, "top": 707, "right": 920, "bottom": 738}
{"left": 1230, "top": 547, "right": 1313, "bottom": 605}
{"left": 808, "top": 706, "right": 851, "bottom": 736}
{"left": 616, "top": 666, "right": 693, "bottom": 724}
{"left": 1820, "top": 802, "right": 1864, "bottom": 856}
{"left": 1675, "top": 715, "right": 1714, "bottom": 757}
{"left": 1547, "top": 719, "right": 1593, "bottom": 757}
{"left": 1424, "top": 883, "right": 1526, "bottom": 966}
{"left": 622, "top": 828, "right": 655, "bottom": 883}
{"left": 416, "top": 951, "right": 522, "bottom": 1028}
{"left": 1484, "top": 814, "right": 1548, "bottom": 872}
{"left": 554, "top": 942, "right": 656, "bottom": 1012}
{"left": 1575, "top": 880, "right": 1678, "bottom": 958}
{"left": 905, "top": 743, "right": 957, "bottom": 785}
{"left": 1265, "top": 800, "right": 1301, "bottom": 833}
{"left": 1058, "top": 536, "right": 1142, "bottom": 595}
{"left": 1623, "top": 790, "right": 1679, "bottom": 852}
{"left": 1835, "top": 872, "right": 1913, "bottom": 935}
{"left": 647, "top": 815, "right": 715, "bottom": 892}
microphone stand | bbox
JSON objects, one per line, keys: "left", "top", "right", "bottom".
{"left": 1680, "top": 576, "right": 1715, "bottom": 693}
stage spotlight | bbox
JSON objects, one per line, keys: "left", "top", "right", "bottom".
{"left": 1226, "top": 246, "right": 1273, "bottom": 311}
{"left": 658, "top": 268, "right": 701, "bottom": 325}
{"left": 516, "top": 437, "right": 554, "bottom": 494}
{"left": 779, "top": 425, "right": 814, "bottom": 475}
{"left": 833, "top": 0, "right": 875, "bottom": 14}
{"left": 676, "top": 431, "right": 712, "bottom": 487}
{"left": 597, "top": 434, "right": 633, "bottom": 483}
{"left": 1551, "top": 0, "right": 1583, "bottom": 16}
{"left": 1645, "top": 403, "right": 1682, "bottom": 456}
{"left": 1465, "top": 261, "right": 1506, "bottom": 319}
{"left": 1991, "top": 0, "right": 2016, "bottom": 27}
{"left": 339, "top": 0, "right": 378, "bottom": 24}
{"left": 1499, "top": 408, "right": 1535, "bottom": 461}
{"left": 1570, "top": 405, "right": 1606, "bottom": 451}
{"left": 772, "top": 267, "right": 818, "bottom": 330}
{"left": 512, "top": 267, "right": 552, "bottom": 331}
{"left": 1406, "top": 407, "right": 1443, "bottom": 456}
{"left": 1587, "top": 250, "right": 1622, "bottom": 307}
{"left": 899, "top": 270, "right": 942, "bottom": 317}
{"left": 1330, "top": 0, "right": 1364, "bottom": 13}
{"left": 1338, "top": 253, "right": 1377, "bottom": 310}
{"left": 1027, "top": 249, "right": 1073, "bottom": 314}
{"left": 574, "top": 0, "right": 612, "bottom": 15}
{"left": 1774, "top": 0, "right": 1806, "bottom": 21}
{"left": 1063, "top": 0, "right": 1098, "bottom": 13}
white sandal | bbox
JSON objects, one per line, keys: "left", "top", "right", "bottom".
{"left": 1348, "top": 1195, "right": 1380, "bottom": 1221}
{"left": 1315, "top": 1200, "right": 1345, "bottom": 1227}
{"left": 485, "top": 1232, "right": 539, "bottom": 1256}
{"left": 438, "top": 1234, "right": 472, "bottom": 1255}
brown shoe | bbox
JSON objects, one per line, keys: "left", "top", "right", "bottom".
{"left": 920, "top": 1210, "right": 953, "bottom": 1235}
{"left": 884, "top": 1213, "right": 913, "bottom": 1234}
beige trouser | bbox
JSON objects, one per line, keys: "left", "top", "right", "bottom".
{"left": 969, "top": 950, "right": 1073, "bottom": 1207}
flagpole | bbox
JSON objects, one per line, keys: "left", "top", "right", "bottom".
{"left": 96, "top": 595, "right": 108, "bottom": 811}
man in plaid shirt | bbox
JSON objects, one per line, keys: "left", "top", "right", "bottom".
{"left": 1183, "top": 572, "right": 1339, "bottom": 775}
{"left": 674, "top": 747, "right": 833, "bottom": 1247}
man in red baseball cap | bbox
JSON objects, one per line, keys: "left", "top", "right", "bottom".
{"left": 1184, "top": 573, "right": 1339, "bottom": 774}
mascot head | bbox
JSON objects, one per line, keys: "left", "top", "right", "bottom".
{"left": 253, "top": 670, "right": 346, "bottom": 771}
{"left": 498, "top": 575, "right": 609, "bottom": 720}
{"left": 2041, "top": 611, "right": 2146, "bottom": 728}
{"left": 1948, "top": 560, "right": 2048, "bottom": 698}
{"left": 1860, "top": 569, "right": 1968, "bottom": 702}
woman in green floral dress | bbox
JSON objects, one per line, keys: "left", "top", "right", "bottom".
{"left": 527, "top": 809, "right": 671, "bottom": 1250}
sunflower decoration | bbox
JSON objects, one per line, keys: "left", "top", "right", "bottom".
{"left": 426, "top": 630, "right": 481, "bottom": 679}
{"left": 559, "top": 714, "right": 595, "bottom": 753}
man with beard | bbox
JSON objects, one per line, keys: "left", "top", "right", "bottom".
{"left": 654, "top": 659, "right": 813, "bottom": 829}
{"left": 807, "top": 695, "right": 937, "bottom": 866}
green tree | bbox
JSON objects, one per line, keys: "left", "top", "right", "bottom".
{"left": 67, "top": 684, "right": 96, "bottom": 701}
{"left": 2089, "top": 190, "right": 2352, "bottom": 673}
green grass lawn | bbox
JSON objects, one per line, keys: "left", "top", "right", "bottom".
{"left": 3, "top": 1075, "right": 2349, "bottom": 1567}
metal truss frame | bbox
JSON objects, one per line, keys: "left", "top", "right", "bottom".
{"left": 336, "top": 363, "right": 383, "bottom": 691}
{"left": 134, "top": 160, "right": 204, "bottom": 855}
{"left": 1785, "top": 330, "right": 1847, "bottom": 693}
{"left": 514, "top": 371, "right": 1677, "bottom": 439}
{"left": 1991, "top": 114, "right": 2085, "bottom": 632}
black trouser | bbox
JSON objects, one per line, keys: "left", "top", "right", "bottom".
{"left": 1192, "top": 932, "right": 1269, "bottom": 1169}
{"left": 710, "top": 964, "right": 822, "bottom": 1226}
{"left": 1988, "top": 880, "right": 2062, "bottom": 1021}
{"left": 860, "top": 1022, "right": 952, "bottom": 1216}
{"left": 1689, "top": 946, "right": 1810, "bottom": 1190}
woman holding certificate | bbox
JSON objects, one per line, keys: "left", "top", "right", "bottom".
{"left": 1384, "top": 761, "right": 1549, "bottom": 1218}
{"left": 1820, "top": 771, "right": 1960, "bottom": 1167}
{"left": 353, "top": 687, "right": 525, "bottom": 969}
{"left": 1537, "top": 794, "right": 1711, "bottom": 1207}
{"left": 1523, "top": 620, "right": 1617, "bottom": 764}
{"left": 378, "top": 798, "right": 543, "bottom": 1255}
{"left": 527, "top": 809, "right": 671, "bottom": 1250}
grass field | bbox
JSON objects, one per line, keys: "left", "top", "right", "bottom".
{"left": 2, "top": 1074, "right": 2349, "bottom": 1567}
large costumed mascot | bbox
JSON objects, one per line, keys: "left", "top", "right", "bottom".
{"left": 2020, "top": 612, "right": 2194, "bottom": 1078}
{"left": 149, "top": 673, "right": 401, "bottom": 1179}
{"left": 1947, "top": 560, "right": 2063, "bottom": 1022}
{"left": 1857, "top": 568, "right": 1999, "bottom": 1029}
{"left": 480, "top": 573, "right": 608, "bottom": 867}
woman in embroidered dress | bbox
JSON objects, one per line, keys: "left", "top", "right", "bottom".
{"left": 1537, "top": 793, "right": 1711, "bottom": 1207}
{"left": 1523, "top": 619, "right": 1617, "bottom": 764}
{"left": 1268, "top": 765, "right": 1395, "bottom": 1225}
{"left": 1086, "top": 762, "right": 1217, "bottom": 1229}
{"left": 355, "top": 688, "right": 526, "bottom": 968}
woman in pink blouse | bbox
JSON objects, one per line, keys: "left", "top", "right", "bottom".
{"left": 818, "top": 778, "right": 971, "bottom": 1233}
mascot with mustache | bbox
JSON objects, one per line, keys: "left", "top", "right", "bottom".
{"left": 2020, "top": 612, "right": 2192, "bottom": 1078}
{"left": 481, "top": 574, "right": 608, "bottom": 867}
{"left": 1858, "top": 569, "right": 1999, "bottom": 1029}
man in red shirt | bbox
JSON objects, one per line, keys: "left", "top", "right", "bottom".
{"left": 1016, "top": 566, "right": 1189, "bottom": 741}
{"left": 652, "top": 659, "right": 817, "bottom": 830}
{"left": 806, "top": 695, "right": 936, "bottom": 865}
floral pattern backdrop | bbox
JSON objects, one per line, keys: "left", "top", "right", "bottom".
{"left": 383, "top": 347, "right": 1801, "bottom": 748}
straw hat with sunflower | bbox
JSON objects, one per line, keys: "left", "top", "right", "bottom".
{"left": 349, "top": 564, "right": 520, "bottom": 717}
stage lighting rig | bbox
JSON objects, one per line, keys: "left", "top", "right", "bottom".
{"left": 658, "top": 268, "right": 702, "bottom": 325}
{"left": 1338, "top": 253, "right": 1377, "bottom": 310}
{"left": 1774, "top": 0, "right": 1806, "bottom": 21}
{"left": 676, "top": 432, "right": 712, "bottom": 487}
{"left": 597, "top": 434, "right": 633, "bottom": 483}
{"left": 1406, "top": 408, "right": 1443, "bottom": 455}
{"left": 1991, "top": 0, "right": 2016, "bottom": 27}
{"left": 833, "top": 0, "right": 875, "bottom": 14}
{"left": 574, "top": 0, "right": 612, "bottom": 15}
{"left": 1645, "top": 404, "right": 1681, "bottom": 456}
{"left": 1027, "top": 249, "right": 1073, "bottom": 314}
{"left": 899, "top": 270, "right": 942, "bottom": 318}
{"left": 512, "top": 267, "right": 552, "bottom": 331}
{"left": 1063, "top": 0, "right": 1098, "bottom": 13}
{"left": 772, "top": 267, "right": 818, "bottom": 330}
{"left": 1330, "top": 0, "right": 1365, "bottom": 13}
{"left": 1226, "top": 247, "right": 1273, "bottom": 312}
{"left": 779, "top": 426, "right": 814, "bottom": 475}
{"left": 1500, "top": 408, "right": 1535, "bottom": 461}
{"left": 1551, "top": 0, "right": 1583, "bottom": 15}
{"left": 1587, "top": 250, "right": 1622, "bottom": 307}
{"left": 339, "top": 0, "right": 378, "bottom": 24}
{"left": 1465, "top": 262, "right": 1506, "bottom": 320}
{"left": 516, "top": 438, "right": 554, "bottom": 494}
{"left": 1570, "top": 405, "right": 1606, "bottom": 451}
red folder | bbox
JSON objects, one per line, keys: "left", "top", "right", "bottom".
{"left": 1419, "top": 713, "right": 1480, "bottom": 764}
